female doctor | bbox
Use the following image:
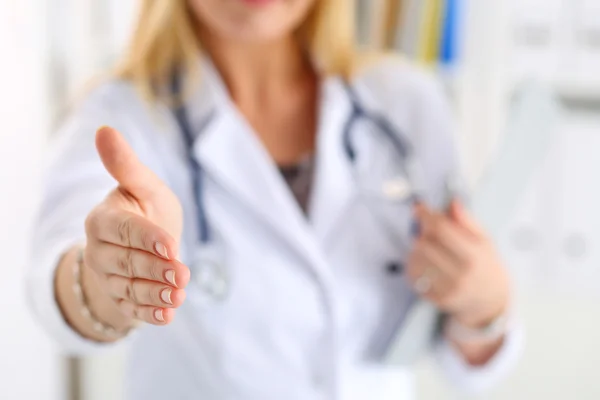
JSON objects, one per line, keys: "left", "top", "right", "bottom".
{"left": 27, "top": 0, "right": 522, "bottom": 399}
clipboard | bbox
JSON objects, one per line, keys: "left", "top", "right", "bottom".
{"left": 383, "top": 82, "right": 562, "bottom": 366}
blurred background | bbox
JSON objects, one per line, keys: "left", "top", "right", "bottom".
{"left": 1, "top": 0, "right": 600, "bottom": 399}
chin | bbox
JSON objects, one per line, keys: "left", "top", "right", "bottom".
{"left": 226, "top": 23, "right": 293, "bottom": 43}
{"left": 191, "top": 0, "right": 314, "bottom": 44}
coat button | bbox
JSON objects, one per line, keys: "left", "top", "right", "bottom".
{"left": 386, "top": 262, "right": 404, "bottom": 275}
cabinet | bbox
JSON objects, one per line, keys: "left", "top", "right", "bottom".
{"left": 500, "top": 0, "right": 600, "bottom": 299}
{"left": 556, "top": 113, "right": 600, "bottom": 294}
{"left": 509, "top": 0, "right": 564, "bottom": 85}
{"left": 559, "top": 0, "right": 600, "bottom": 96}
{"left": 485, "top": 1, "right": 600, "bottom": 398}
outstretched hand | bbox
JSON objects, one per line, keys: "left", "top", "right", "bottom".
{"left": 83, "top": 126, "right": 189, "bottom": 326}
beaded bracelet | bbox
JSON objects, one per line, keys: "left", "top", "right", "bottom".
{"left": 73, "top": 247, "right": 135, "bottom": 339}
{"left": 444, "top": 312, "right": 511, "bottom": 343}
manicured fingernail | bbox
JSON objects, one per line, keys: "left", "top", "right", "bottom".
{"left": 160, "top": 288, "right": 173, "bottom": 305}
{"left": 154, "top": 242, "right": 170, "bottom": 259}
{"left": 165, "top": 270, "right": 177, "bottom": 287}
{"left": 154, "top": 309, "right": 165, "bottom": 322}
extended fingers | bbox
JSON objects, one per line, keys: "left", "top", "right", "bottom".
{"left": 117, "top": 300, "right": 175, "bottom": 326}
{"left": 85, "top": 242, "right": 190, "bottom": 289}
{"left": 106, "top": 276, "right": 187, "bottom": 308}
{"left": 85, "top": 207, "right": 178, "bottom": 260}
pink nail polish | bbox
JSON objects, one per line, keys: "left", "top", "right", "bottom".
{"left": 165, "top": 270, "right": 177, "bottom": 287}
{"left": 160, "top": 288, "right": 173, "bottom": 305}
{"left": 154, "top": 309, "right": 165, "bottom": 322}
{"left": 154, "top": 242, "right": 170, "bottom": 259}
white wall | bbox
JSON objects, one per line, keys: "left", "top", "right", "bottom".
{"left": 0, "top": 1, "right": 64, "bottom": 400}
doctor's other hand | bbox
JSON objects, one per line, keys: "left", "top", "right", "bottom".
{"left": 406, "top": 201, "right": 510, "bottom": 329}
{"left": 82, "top": 126, "right": 189, "bottom": 327}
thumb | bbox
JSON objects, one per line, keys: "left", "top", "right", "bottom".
{"left": 449, "top": 200, "right": 484, "bottom": 237}
{"left": 96, "top": 126, "right": 167, "bottom": 201}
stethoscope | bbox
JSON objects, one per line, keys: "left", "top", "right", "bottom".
{"left": 171, "top": 75, "right": 423, "bottom": 304}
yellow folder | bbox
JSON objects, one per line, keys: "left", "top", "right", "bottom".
{"left": 418, "top": 0, "right": 445, "bottom": 64}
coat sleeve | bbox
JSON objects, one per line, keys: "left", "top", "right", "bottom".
{"left": 361, "top": 57, "right": 525, "bottom": 393}
{"left": 25, "top": 82, "right": 144, "bottom": 356}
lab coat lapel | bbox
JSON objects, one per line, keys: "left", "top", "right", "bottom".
{"left": 309, "top": 77, "right": 357, "bottom": 245}
{"left": 186, "top": 58, "right": 335, "bottom": 284}
{"left": 194, "top": 111, "right": 306, "bottom": 235}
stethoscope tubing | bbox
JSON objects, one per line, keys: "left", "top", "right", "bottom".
{"left": 171, "top": 75, "right": 418, "bottom": 251}
{"left": 171, "top": 74, "right": 213, "bottom": 244}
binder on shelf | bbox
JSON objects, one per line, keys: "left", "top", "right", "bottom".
{"left": 393, "top": 0, "right": 463, "bottom": 68}
{"left": 419, "top": 0, "right": 445, "bottom": 64}
{"left": 572, "top": 0, "right": 600, "bottom": 92}
{"left": 381, "top": 0, "right": 404, "bottom": 49}
{"left": 440, "top": 0, "right": 462, "bottom": 67}
{"left": 398, "top": 0, "right": 423, "bottom": 58}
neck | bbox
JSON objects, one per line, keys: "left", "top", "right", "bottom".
{"left": 198, "top": 30, "right": 314, "bottom": 105}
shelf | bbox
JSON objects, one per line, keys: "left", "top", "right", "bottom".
{"left": 555, "top": 83, "right": 600, "bottom": 104}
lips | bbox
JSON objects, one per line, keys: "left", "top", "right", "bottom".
{"left": 239, "top": 0, "right": 278, "bottom": 7}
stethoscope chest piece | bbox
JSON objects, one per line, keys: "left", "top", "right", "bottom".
{"left": 381, "top": 177, "right": 413, "bottom": 202}
{"left": 190, "top": 241, "right": 231, "bottom": 303}
{"left": 356, "top": 170, "right": 415, "bottom": 205}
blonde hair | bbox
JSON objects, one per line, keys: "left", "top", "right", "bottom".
{"left": 116, "top": 0, "right": 359, "bottom": 101}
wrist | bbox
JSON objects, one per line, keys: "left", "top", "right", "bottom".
{"left": 446, "top": 300, "right": 511, "bottom": 344}
{"left": 452, "top": 296, "right": 509, "bottom": 329}
{"left": 77, "top": 247, "right": 138, "bottom": 336}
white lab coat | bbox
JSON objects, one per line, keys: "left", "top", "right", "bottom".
{"left": 27, "top": 57, "right": 523, "bottom": 400}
